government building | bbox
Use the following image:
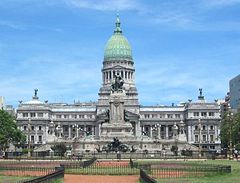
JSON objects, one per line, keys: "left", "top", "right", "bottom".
{"left": 16, "top": 16, "right": 221, "bottom": 154}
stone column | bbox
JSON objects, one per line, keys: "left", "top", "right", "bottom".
{"left": 207, "top": 125, "right": 209, "bottom": 142}
{"left": 84, "top": 126, "right": 87, "bottom": 137}
{"left": 149, "top": 126, "right": 152, "bottom": 138}
{"left": 165, "top": 125, "right": 169, "bottom": 140}
{"left": 158, "top": 125, "right": 161, "bottom": 139}
{"left": 68, "top": 125, "right": 71, "bottom": 139}
{"left": 136, "top": 122, "right": 141, "bottom": 137}
{"left": 92, "top": 126, "right": 94, "bottom": 135}
{"left": 188, "top": 125, "right": 191, "bottom": 142}
{"left": 102, "top": 72, "right": 105, "bottom": 84}
{"left": 215, "top": 125, "right": 218, "bottom": 141}
{"left": 76, "top": 125, "right": 79, "bottom": 138}
{"left": 99, "top": 123, "right": 101, "bottom": 136}
{"left": 35, "top": 126, "right": 37, "bottom": 144}
{"left": 191, "top": 125, "right": 194, "bottom": 141}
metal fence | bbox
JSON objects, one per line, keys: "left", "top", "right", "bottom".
{"left": 0, "top": 165, "right": 55, "bottom": 177}
{"left": 140, "top": 168, "right": 157, "bottom": 183}
{"left": 2, "top": 150, "right": 223, "bottom": 160}
{"left": 135, "top": 161, "right": 231, "bottom": 181}
{"left": 64, "top": 159, "right": 139, "bottom": 175}
{"left": 17, "top": 166, "right": 64, "bottom": 183}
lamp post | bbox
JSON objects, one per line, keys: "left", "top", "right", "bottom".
{"left": 198, "top": 118, "right": 202, "bottom": 158}
{"left": 227, "top": 111, "right": 233, "bottom": 160}
{"left": 27, "top": 118, "right": 31, "bottom": 158}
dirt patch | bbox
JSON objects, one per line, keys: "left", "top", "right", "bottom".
{"left": 64, "top": 174, "right": 139, "bottom": 183}
{"left": 95, "top": 161, "right": 129, "bottom": 167}
{"left": 1, "top": 170, "right": 54, "bottom": 176}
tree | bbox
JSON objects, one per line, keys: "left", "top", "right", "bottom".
{"left": 0, "top": 109, "right": 26, "bottom": 151}
{"left": 220, "top": 112, "right": 240, "bottom": 148}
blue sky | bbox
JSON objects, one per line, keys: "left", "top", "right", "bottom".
{"left": 0, "top": 0, "right": 240, "bottom": 107}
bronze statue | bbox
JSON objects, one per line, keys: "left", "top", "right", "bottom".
{"left": 111, "top": 73, "right": 124, "bottom": 92}
{"left": 34, "top": 89, "right": 38, "bottom": 97}
{"left": 199, "top": 88, "right": 202, "bottom": 96}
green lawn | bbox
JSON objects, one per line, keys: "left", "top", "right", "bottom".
{"left": 0, "top": 175, "right": 34, "bottom": 183}
{"left": 154, "top": 160, "right": 240, "bottom": 183}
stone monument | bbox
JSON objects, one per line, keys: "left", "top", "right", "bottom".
{"left": 101, "top": 74, "right": 133, "bottom": 137}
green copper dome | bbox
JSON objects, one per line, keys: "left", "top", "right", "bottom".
{"left": 104, "top": 16, "right": 132, "bottom": 61}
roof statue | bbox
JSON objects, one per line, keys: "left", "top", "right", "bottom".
{"left": 32, "top": 88, "right": 39, "bottom": 100}
{"left": 199, "top": 88, "right": 202, "bottom": 96}
{"left": 198, "top": 88, "right": 204, "bottom": 100}
{"left": 34, "top": 89, "right": 38, "bottom": 97}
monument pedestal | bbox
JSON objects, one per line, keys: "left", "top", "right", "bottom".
{"left": 101, "top": 91, "right": 133, "bottom": 138}
{"left": 101, "top": 122, "right": 133, "bottom": 137}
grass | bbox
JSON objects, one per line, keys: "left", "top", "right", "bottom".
{"left": 154, "top": 160, "right": 240, "bottom": 183}
{"left": 0, "top": 175, "right": 34, "bottom": 183}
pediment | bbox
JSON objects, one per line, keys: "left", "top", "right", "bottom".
{"left": 112, "top": 65, "right": 127, "bottom": 70}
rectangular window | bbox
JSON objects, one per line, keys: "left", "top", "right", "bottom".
{"left": 23, "top": 126, "right": 27, "bottom": 131}
{"left": 39, "top": 136, "right": 42, "bottom": 142}
{"left": 159, "top": 114, "right": 164, "bottom": 118}
{"left": 38, "top": 113, "right": 43, "bottom": 117}
{"left": 31, "top": 126, "right": 34, "bottom": 131}
{"left": 193, "top": 112, "right": 199, "bottom": 116}
{"left": 210, "top": 125, "right": 214, "bottom": 130}
{"left": 195, "top": 135, "right": 199, "bottom": 142}
{"left": 175, "top": 114, "right": 181, "bottom": 118}
{"left": 144, "top": 114, "right": 150, "bottom": 118}
{"left": 145, "top": 126, "right": 149, "bottom": 131}
{"left": 167, "top": 114, "right": 173, "bottom": 118}
{"left": 202, "top": 125, "right": 206, "bottom": 130}
{"left": 30, "top": 113, "right": 36, "bottom": 117}
{"left": 31, "top": 136, "right": 34, "bottom": 143}
{"left": 201, "top": 112, "right": 207, "bottom": 117}
{"left": 161, "top": 126, "right": 164, "bottom": 131}
{"left": 209, "top": 112, "right": 215, "bottom": 116}
{"left": 203, "top": 135, "right": 206, "bottom": 142}
{"left": 152, "top": 114, "right": 157, "bottom": 118}
{"left": 195, "top": 125, "right": 198, "bottom": 130}
{"left": 210, "top": 135, "right": 214, "bottom": 142}
{"left": 64, "top": 127, "right": 68, "bottom": 132}
{"left": 39, "top": 126, "right": 42, "bottom": 131}
{"left": 23, "top": 113, "right": 28, "bottom": 117}
{"left": 210, "top": 146, "right": 215, "bottom": 149}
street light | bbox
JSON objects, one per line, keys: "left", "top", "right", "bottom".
{"left": 27, "top": 118, "right": 31, "bottom": 158}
